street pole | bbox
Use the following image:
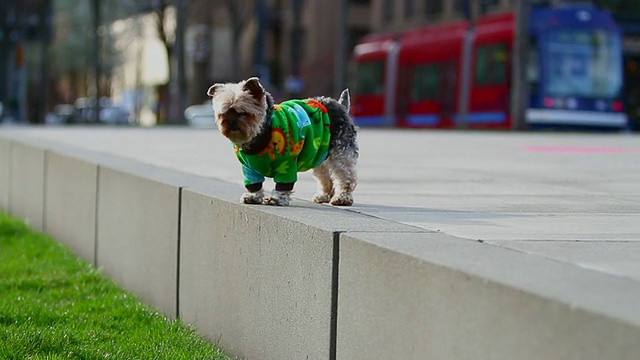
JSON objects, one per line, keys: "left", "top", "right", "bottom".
{"left": 457, "top": 0, "right": 474, "bottom": 129}
{"left": 167, "top": 0, "right": 186, "bottom": 124}
{"left": 511, "top": 0, "right": 530, "bottom": 130}
{"left": 288, "top": 0, "right": 303, "bottom": 97}
{"left": 36, "top": 0, "right": 52, "bottom": 124}
{"left": 334, "top": 0, "right": 348, "bottom": 97}
{"left": 254, "top": 0, "right": 267, "bottom": 80}
{"left": 187, "top": 0, "right": 212, "bottom": 106}
{"left": 0, "top": 3, "right": 9, "bottom": 113}
{"left": 92, "top": 0, "right": 101, "bottom": 124}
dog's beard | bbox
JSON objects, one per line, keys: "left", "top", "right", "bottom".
{"left": 216, "top": 113, "right": 263, "bottom": 145}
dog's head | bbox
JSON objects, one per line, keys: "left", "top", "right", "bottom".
{"left": 208, "top": 77, "right": 268, "bottom": 145}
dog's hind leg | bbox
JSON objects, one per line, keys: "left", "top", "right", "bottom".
{"left": 326, "top": 151, "right": 357, "bottom": 206}
{"left": 311, "top": 162, "right": 334, "bottom": 203}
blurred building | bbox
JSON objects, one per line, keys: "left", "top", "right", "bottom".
{"left": 29, "top": 0, "right": 639, "bottom": 125}
{"left": 221, "top": 0, "right": 373, "bottom": 99}
{"left": 150, "top": 0, "right": 370, "bottom": 100}
{"left": 0, "top": 0, "right": 53, "bottom": 123}
{"left": 275, "top": 0, "right": 371, "bottom": 98}
{"left": 370, "top": 0, "right": 507, "bottom": 33}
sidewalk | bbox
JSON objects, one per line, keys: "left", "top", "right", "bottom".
{"left": 7, "top": 126, "right": 639, "bottom": 281}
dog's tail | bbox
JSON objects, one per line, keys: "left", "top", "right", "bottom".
{"left": 338, "top": 89, "right": 350, "bottom": 112}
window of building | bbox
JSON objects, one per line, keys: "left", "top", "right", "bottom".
{"left": 425, "top": 0, "right": 443, "bottom": 16}
{"left": 383, "top": 0, "right": 394, "bottom": 23}
{"left": 479, "top": 0, "right": 500, "bottom": 14}
{"left": 405, "top": 0, "right": 416, "bottom": 19}
{"left": 412, "top": 64, "right": 441, "bottom": 100}
{"left": 474, "top": 43, "right": 509, "bottom": 85}
{"left": 356, "top": 61, "right": 385, "bottom": 95}
{"left": 454, "top": 0, "right": 468, "bottom": 15}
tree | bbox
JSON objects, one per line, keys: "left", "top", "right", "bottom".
{"left": 145, "top": 0, "right": 177, "bottom": 123}
{"left": 51, "top": 0, "right": 140, "bottom": 103}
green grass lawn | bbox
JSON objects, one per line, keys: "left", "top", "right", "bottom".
{"left": 0, "top": 212, "right": 232, "bottom": 360}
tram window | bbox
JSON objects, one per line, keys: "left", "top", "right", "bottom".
{"left": 545, "top": 30, "right": 622, "bottom": 98}
{"left": 412, "top": 64, "right": 440, "bottom": 100}
{"left": 356, "top": 61, "right": 385, "bottom": 95}
{"left": 475, "top": 43, "right": 508, "bottom": 85}
{"left": 527, "top": 37, "right": 539, "bottom": 95}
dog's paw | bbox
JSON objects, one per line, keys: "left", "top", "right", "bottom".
{"left": 263, "top": 190, "right": 291, "bottom": 206}
{"left": 241, "top": 190, "right": 264, "bottom": 204}
{"left": 312, "top": 193, "right": 331, "bottom": 204}
{"left": 330, "top": 192, "right": 353, "bottom": 206}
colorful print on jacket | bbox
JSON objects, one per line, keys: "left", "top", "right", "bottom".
{"left": 234, "top": 99, "right": 331, "bottom": 186}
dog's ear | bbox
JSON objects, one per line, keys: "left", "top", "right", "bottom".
{"left": 243, "top": 77, "right": 265, "bottom": 99}
{"left": 338, "top": 88, "right": 350, "bottom": 112}
{"left": 207, "top": 84, "right": 223, "bottom": 97}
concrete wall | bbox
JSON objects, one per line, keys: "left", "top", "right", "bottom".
{"left": 337, "top": 232, "right": 640, "bottom": 360}
{"left": 44, "top": 153, "right": 98, "bottom": 264}
{"left": 2, "top": 131, "right": 640, "bottom": 360}
{"left": 0, "top": 137, "right": 10, "bottom": 211}
{"left": 178, "top": 185, "right": 414, "bottom": 359}
{"left": 180, "top": 189, "right": 334, "bottom": 359}
{"left": 9, "top": 142, "right": 45, "bottom": 231}
{"left": 96, "top": 167, "right": 180, "bottom": 318}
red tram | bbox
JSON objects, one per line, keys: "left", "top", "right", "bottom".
{"left": 352, "top": 5, "right": 627, "bottom": 130}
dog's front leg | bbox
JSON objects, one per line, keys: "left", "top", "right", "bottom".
{"left": 241, "top": 183, "right": 265, "bottom": 204}
{"left": 264, "top": 182, "right": 294, "bottom": 206}
{"left": 241, "top": 165, "right": 266, "bottom": 204}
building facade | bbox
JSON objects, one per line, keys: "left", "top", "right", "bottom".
{"left": 371, "top": 0, "right": 509, "bottom": 33}
{"left": 247, "top": 0, "right": 373, "bottom": 99}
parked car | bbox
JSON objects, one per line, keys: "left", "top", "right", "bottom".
{"left": 72, "top": 97, "right": 130, "bottom": 125}
{"left": 46, "top": 104, "right": 75, "bottom": 124}
{"left": 184, "top": 101, "right": 215, "bottom": 127}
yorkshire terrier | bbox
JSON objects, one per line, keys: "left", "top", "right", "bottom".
{"left": 207, "top": 77, "right": 358, "bottom": 206}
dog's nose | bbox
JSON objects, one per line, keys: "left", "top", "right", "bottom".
{"left": 227, "top": 119, "right": 239, "bottom": 130}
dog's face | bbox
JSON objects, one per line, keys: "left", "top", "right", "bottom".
{"left": 208, "top": 77, "right": 267, "bottom": 145}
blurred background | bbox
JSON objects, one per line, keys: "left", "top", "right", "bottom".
{"left": 0, "top": 0, "right": 639, "bottom": 130}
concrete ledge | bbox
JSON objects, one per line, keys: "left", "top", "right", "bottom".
{"left": 179, "top": 185, "right": 420, "bottom": 360}
{"left": 2, "top": 129, "right": 640, "bottom": 360}
{"left": 180, "top": 189, "right": 334, "bottom": 359}
{"left": 44, "top": 152, "right": 98, "bottom": 264}
{"left": 337, "top": 232, "right": 640, "bottom": 360}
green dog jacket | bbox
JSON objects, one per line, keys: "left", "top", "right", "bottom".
{"left": 234, "top": 99, "right": 331, "bottom": 186}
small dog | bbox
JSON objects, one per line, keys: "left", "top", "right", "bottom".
{"left": 208, "top": 77, "right": 358, "bottom": 206}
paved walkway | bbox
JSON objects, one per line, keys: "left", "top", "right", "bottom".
{"left": 5, "top": 126, "right": 640, "bottom": 282}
